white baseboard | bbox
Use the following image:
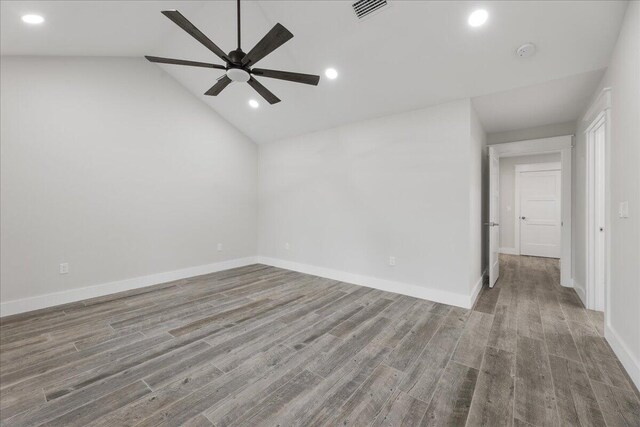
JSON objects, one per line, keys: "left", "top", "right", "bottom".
{"left": 0, "top": 257, "right": 258, "bottom": 318}
{"left": 574, "top": 281, "right": 587, "bottom": 307}
{"left": 605, "top": 323, "right": 640, "bottom": 391}
{"left": 470, "top": 269, "right": 487, "bottom": 308}
{"left": 257, "top": 256, "right": 476, "bottom": 309}
{"left": 499, "top": 247, "right": 519, "bottom": 255}
{"left": 1, "top": 256, "right": 483, "bottom": 316}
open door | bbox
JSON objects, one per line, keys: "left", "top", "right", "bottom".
{"left": 488, "top": 147, "right": 500, "bottom": 287}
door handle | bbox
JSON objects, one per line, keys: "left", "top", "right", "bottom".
{"left": 484, "top": 222, "right": 499, "bottom": 227}
{"left": 521, "top": 216, "right": 526, "bottom": 220}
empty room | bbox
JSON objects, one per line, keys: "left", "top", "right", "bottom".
{"left": 1, "top": 1, "right": 639, "bottom": 426}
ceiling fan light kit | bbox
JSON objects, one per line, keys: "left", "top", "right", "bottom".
{"left": 145, "top": 0, "right": 320, "bottom": 105}
{"left": 227, "top": 68, "right": 250, "bottom": 83}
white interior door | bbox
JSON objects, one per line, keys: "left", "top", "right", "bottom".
{"left": 488, "top": 147, "right": 500, "bottom": 287}
{"left": 519, "top": 169, "right": 561, "bottom": 258}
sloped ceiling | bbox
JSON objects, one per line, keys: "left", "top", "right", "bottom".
{"left": 0, "top": 1, "right": 628, "bottom": 143}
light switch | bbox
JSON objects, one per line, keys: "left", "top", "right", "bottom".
{"left": 619, "top": 201, "right": 629, "bottom": 218}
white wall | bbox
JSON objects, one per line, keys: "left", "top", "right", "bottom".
{"left": 470, "top": 105, "right": 487, "bottom": 294}
{"left": 499, "top": 153, "right": 561, "bottom": 251}
{"left": 487, "top": 121, "right": 576, "bottom": 145}
{"left": 574, "top": 1, "right": 640, "bottom": 388}
{"left": 258, "top": 99, "right": 485, "bottom": 307}
{"left": 0, "top": 57, "right": 258, "bottom": 309}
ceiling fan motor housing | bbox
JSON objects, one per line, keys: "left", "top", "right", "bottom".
{"left": 228, "top": 49, "right": 246, "bottom": 65}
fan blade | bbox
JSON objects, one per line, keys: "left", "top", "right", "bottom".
{"left": 241, "top": 23, "right": 293, "bottom": 67}
{"left": 145, "top": 56, "right": 226, "bottom": 70}
{"left": 247, "top": 77, "right": 281, "bottom": 104}
{"left": 251, "top": 68, "right": 320, "bottom": 86}
{"left": 162, "top": 10, "right": 230, "bottom": 63}
{"left": 204, "top": 75, "right": 232, "bottom": 96}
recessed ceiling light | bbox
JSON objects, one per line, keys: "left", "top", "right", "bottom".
{"left": 248, "top": 99, "right": 259, "bottom": 109}
{"left": 468, "top": 9, "right": 488, "bottom": 27}
{"left": 21, "top": 14, "right": 44, "bottom": 25}
{"left": 325, "top": 68, "right": 338, "bottom": 80}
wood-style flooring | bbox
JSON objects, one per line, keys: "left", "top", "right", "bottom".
{"left": 1, "top": 255, "right": 638, "bottom": 426}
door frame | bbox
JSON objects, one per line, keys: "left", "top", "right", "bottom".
{"left": 488, "top": 135, "right": 573, "bottom": 287}
{"left": 514, "top": 162, "right": 562, "bottom": 257}
{"left": 585, "top": 108, "right": 610, "bottom": 312}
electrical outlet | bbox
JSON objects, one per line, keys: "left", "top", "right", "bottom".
{"left": 217, "top": 243, "right": 223, "bottom": 251}
{"left": 59, "top": 263, "right": 69, "bottom": 274}
{"left": 389, "top": 256, "right": 396, "bottom": 266}
{"left": 285, "top": 243, "right": 290, "bottom": 250}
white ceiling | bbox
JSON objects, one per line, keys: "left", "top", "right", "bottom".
{"left": 1, "top": 1, "right": 628, "bottom": 143}
{"left": 472, "top": 68, "right": 606, "bottom": 134}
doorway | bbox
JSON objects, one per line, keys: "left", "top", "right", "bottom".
{"left": 486, "top": 136, "right": 573, "bottom": 288}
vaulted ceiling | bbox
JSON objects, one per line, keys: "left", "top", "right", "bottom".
{"left": 1, "top": 1, "right": 628, "bottom": 143}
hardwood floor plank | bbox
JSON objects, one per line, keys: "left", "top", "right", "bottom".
{"left": 0, "top": 334, "right": 171, "bottom": 421}
{"left": 285, "top": 303, "right": 363, "bottom": 350}
{"left": 419, "top": 361, "right": 478, "bottom": 426}
{"left": 280, "top": 343, "right": 391, "bottom": 427}
{"left": 277, "top": 289, "right": 345, "bottom": 324}
{"left": 182, "top": 414, "right": 214, "bottom": 427}
{"left": 451, "top": 311, "right": 493, "bottom": 369}
{"left": 466, "top": 346, "right": 514, "bottom": 427}
{"left": 487, "top": 303, "right": 517, "bottom": 353}
{"left": 371, "top": 390, "right": 428, "bottom": 427}
{"left": 328, "top": 297, "right": 393, "bottom": 338}
{"left": 386, "top": 312, "right": 444, "bottom": 372}
{"left": 542, "top": 317, "right": 581, "bottom": 362}
{"left": 45, "top": 381, "right": 151, "bottom": 427}
{"left": 88, "top": 362, "right": 224, "bottom": 427}
{"left": 309, "top": 316, "right": 390, "bottom": 378}
{"left": 376, "top": 301, "right": 426, "bottom": 348}
{"left": 516, "top": 298, "right": 545, "bottom": 342}
{"left": 235, "top": 369, "right": 324, "bottom": 426}
{"left": 206, "top": 335, "right": 339, "bottom": 427}
{"left": 514, "top": 336, "right": 558, "bottom": 426}
{"left": 548, "top": 354, "right": 606, "bottom": 426}
{"left": 0, "top": 332, "right": 148, "bottom": 388}
{"left": 537, "top": 290, "right": 565, "bottom": 322}
{"left": 43, "top": 339, "right": 211, "bottom": 400}
{"left": 314, "top": 287, "right": 372, "bottom": 317}
{"left": 591, "top": 380, "right": 640, "bottom": 427}
{"left": 569, "top": 320, "right": 633, "bottom": 390}
{"left": 473, "top": 286, "right": 500, "bottom": 315}
{"left": 399, "top": 322, "right": 464, "bottom": 402}
{"left": 330, "top": 364, "right": 402, "bottom": 426}
{"left": 134, "top": 344, "right": 293, "bottom": 427}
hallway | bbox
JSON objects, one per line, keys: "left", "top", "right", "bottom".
{"left": 472, "top": 254, "right": 639, "bottom": 426}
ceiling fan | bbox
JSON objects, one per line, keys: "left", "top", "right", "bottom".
{"left": 145, "top": 0, "right": 320, "bottom": 104}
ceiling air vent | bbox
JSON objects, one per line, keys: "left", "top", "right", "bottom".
{"left": 352, "top": 0, "right": 389, "bottom": 20}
